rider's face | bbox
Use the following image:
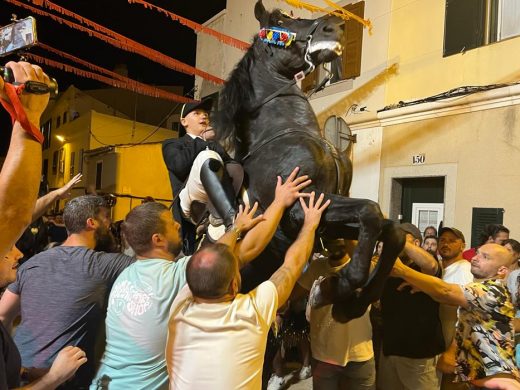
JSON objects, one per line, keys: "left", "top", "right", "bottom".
{"left": 181, "top": 109, "right": 210, "bottom": 137}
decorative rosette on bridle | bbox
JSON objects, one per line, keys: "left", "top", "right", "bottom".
{"left": 258, "top": 27, "right": 297, "bottom": 48}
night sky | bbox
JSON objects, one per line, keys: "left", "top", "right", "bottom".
{"left": 0, "top": 0, "right": 227, "bottom": 154}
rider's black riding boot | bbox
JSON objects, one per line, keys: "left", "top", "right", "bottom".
{"left": 200, "top": 158, "right": 236, "bottom": 229}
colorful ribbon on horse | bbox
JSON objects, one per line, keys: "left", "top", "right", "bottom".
{"left": 259, "top": 27, "right": 297, "bottom": 48}
{"left": 0, "top": 83, "right": 45, "bottom": 144}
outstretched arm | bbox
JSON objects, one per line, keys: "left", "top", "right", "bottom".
{"left": 0, "top": 61, "right": 50, "bottom": 259}
{"left": 269, "top": 192, "right": 330, "bottom": 308}
{"left": 403, "top": 241, "right": 438, "bottom": 275}
{"left": 32, "top": 173, "right": 82, "bottom": 222}
{"left": 235, "top": 167, "right": 311, "bottom": 267}
{"left": 391, "top": 259, "right": 467, "bottom": 307}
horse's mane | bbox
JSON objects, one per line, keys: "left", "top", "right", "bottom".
{"left": 214, "top": 40, "right": 258, "bottom": 151}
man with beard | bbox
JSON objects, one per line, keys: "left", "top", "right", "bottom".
{"left": 0, "top": 195, "right": 135, "bottom": 389}
{"left": 392, "top": 244, "right": 519, "bottom": 387}
{"left": 92, "top": 168, "right": 311, "bottom": 390}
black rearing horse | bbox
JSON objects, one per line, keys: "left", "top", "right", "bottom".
{"left": 214, "top": 0, "right": 405, "bottom": 322}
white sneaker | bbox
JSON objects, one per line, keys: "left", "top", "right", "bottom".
{"left": 299, "top": 365, "right": 312, "bottom": 380}
{"left": 267, "top": 374, "right": 286, "bottom": 390}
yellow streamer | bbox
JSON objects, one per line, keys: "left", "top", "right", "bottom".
{"left": 279, "top": 0, "right": 373, "bottom": 34}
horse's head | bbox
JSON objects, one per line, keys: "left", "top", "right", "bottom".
{"left": 254, "top": 0, "right": 343, "bottom": 77}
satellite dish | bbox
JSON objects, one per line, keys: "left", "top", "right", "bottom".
{"left": 323, "top": 115, "right": 354, "bottom": 151}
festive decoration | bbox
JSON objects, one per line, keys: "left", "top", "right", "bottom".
{"left": 278, "top": 0, "right": 372, "bottom": 33}
{"left": 258, "top": 27, "right": 296, "bottom": 48}
{"left": 38, "top": 43, "right": 196, "bottom": 103}
{"left": 25, "top": 52, "right": 197, "bottom": 104}
{"left": 7, "top": 0, "right": 224, "bottom": 84}
{"left": 127, "top": 0, "right": 250, "bottom": 51}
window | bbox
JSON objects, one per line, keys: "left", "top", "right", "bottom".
{"left": 52, "top": 150, "right": 58, "bottom": 175}
{"left": 79, "top": 149, "right": 84, "bottom": 173}
{"left": 63, "top": 111, "right": 68, "bottom": 124}
{"left": 56, "top": 115, "right": 61, "bottom": 128}
{"left": 70, "top": 151, "right": 75, "bottom": 178}
{"left": 470, "top": 207, "right": 504, "bottom": 247}
{"left": 41, "top": 120, "right": 52, "bottom": 150}
{"left": 444, "top": 0, "right": 520, "bottom": 56}
{"left": 95, "top": 161, "right": 103, "bottom": 190}
{"left": 58, "top": 149, "right": 65, "bottom": 174}
{"left": 42, "top": 159, "right": 48, "bottom": 179}
{"left": 301, "top": 1, "right": 365, "bottom": 93}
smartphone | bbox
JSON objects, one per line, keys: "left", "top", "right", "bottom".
{"left": 0, "top": 16, "right": 38, "bottom": 57}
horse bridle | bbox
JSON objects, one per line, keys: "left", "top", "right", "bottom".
{"left": 250, "top": 18, "right": 324, "bottom": 112}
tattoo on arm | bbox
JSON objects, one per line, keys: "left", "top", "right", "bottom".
{"left": 270, "top": 266, "right": 297, "bottom": 308}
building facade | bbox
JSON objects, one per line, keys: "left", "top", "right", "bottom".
{"left": 195, "top": 0, "right": 520, "bottom": 244}
{"left": 40, "top": 85, "right": 176, "bottom": 219}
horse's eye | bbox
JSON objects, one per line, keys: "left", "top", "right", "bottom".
{"left": 277, "top": 20, "right": 284, "bottom": 26}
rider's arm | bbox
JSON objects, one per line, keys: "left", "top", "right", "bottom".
{"left": 269, "top": 193, "right": 330, "bottom": 309}
{"left": 162, "top": 137, "right": 209, "bottom": 181}
{"left": 0, "top": 61, "right": 50, "bottom": 260}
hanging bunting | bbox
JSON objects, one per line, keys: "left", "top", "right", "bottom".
{"left": 6, "top": 0, "right": 225, "bottom": 84}
{"left": 38, "top": 42, "right": 196, "bottom": 104}
{"left": 25, "top": 52, "right": 196, "bottom": 104}
{"left": 127, "top": 0, "right": 250, "bottom": 51}
{"left": 279, "top": 0, "right": 372, "bottom": 33}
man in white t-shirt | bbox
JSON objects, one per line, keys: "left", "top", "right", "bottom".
{"left": 438, "top": 227, "right": 473, "bottom": 347}
{"left": 436, "top": 227, "right": 473, "bottom": 390}
{"left": 92, "top": 167, "right": 312, "bottom": 390}
{"left": 166, "top": 192, "right": 330, "bottom": 389}
{"left": 290, "top": 238, "right": 375, "bottom": 389}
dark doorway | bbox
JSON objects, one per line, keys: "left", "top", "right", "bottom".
{"left": 391, "top": 177, "right": 445, "bottom": 232}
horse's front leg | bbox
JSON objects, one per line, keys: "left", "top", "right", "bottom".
{"left": 330, "top": 221, "right": 405, "bottom": 323}
{"left": 287, "top": 194, "right": 383, "bottom": 306}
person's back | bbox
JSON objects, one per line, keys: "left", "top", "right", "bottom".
{"left": 93, "top": 257, "right": 189, "bottom": 389}
{"left": 168, "top": 281, "right": 278, "bottom": 389}
{"left": 10, "top": 246, "right": 132, "bottom": 388}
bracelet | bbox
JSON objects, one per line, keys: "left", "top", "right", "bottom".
{"left": 230, "top": 225, "right": 242, "bottom": 240}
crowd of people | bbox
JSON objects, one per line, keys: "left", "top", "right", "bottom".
{"left": 0, "top": 60, "right": 519, "bottom": 390}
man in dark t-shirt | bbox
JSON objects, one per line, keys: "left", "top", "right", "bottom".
{"left": 0, "top": 196, "right": 135, "bottom": 389}
{"left": 378, "top": 223, "right": 444, "bottom": 390}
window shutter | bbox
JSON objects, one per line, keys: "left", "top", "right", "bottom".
{"left": 343, "top": 1, "right": 365, "bottom": 80}
{"left": 470, "top": 207, "right": 504, "bottom": 248}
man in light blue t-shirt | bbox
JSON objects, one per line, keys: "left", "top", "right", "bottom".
{"left": 91, "top": 167, "right": 311, "bottom": 390}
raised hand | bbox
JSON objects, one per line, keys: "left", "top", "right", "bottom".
{"left": 3, "top": 61, "right": 51, "bottom": 126}
{"left": 274, "top": 167, "right": 312, "bottom": 207}
{"left": 56, "top": 173, "right": 83, "bottom": 199}
{"left": 299, "top": 191, "right": 330, "bottom": 231}
{"left": 233, "top": 202, "right": 265, "bottom": 235}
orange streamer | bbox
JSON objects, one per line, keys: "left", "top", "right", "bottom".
{"left": 128, "top": 0, "right": 250, "bottom": 51}
{"left": 6, "top": 0, "right": 224, "bottom": 84}
{"left": 26, "top": 52, "right": 197, "bottom": 104}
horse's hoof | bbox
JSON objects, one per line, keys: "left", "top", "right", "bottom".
{"left": 331, "top": 298, "right": 369, "bottom": 323}
{"left": 308, "top": 275, "right": 338, "bottom": 308}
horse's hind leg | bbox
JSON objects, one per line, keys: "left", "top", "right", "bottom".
{"left": 330, "top": 221, "right": 405, "bottom": 322}
{"left": 292, "top": 194, "right": 383, "bottom": 306}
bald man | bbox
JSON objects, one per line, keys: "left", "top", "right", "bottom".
{"left": 391, "top": 244, "right": 519, "bottom": 388}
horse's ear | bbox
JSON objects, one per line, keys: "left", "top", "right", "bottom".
{"left": 254, "top": 0, "right": 270, "bottom": 27}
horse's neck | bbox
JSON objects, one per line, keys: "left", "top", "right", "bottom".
{"left": 247, "top": 62, "right": 320, "bottom": 144}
